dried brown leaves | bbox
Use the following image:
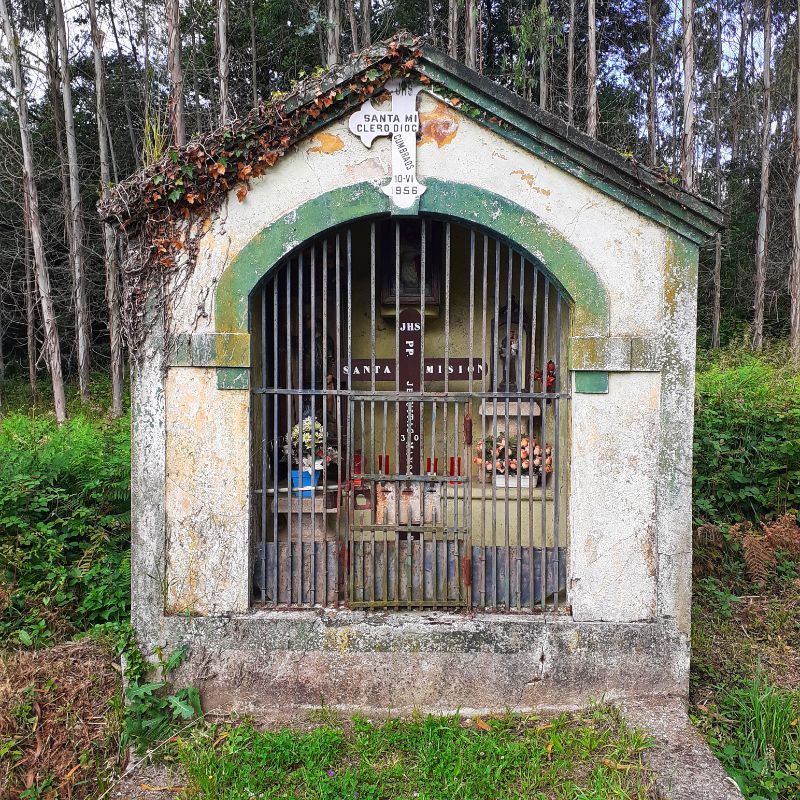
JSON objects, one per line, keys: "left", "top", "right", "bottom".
{"left": 731, "top": 514, "right": 800, "bottom": 586}
{"left": 99, "top": 35, "right": 423, "bottom": 357}
{"left": 0, "top": 640, "right": 121, "bottom": 799}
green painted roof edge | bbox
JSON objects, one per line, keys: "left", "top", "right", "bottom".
{"left": 103, "top": 32, "right": 723, "bottom": 247}
{"left": 414, "top": 47, "right": 723, "bottom": 246}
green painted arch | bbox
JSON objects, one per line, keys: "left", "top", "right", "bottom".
{"left": 215, "top": 179, "right": 609, "bottom": 338}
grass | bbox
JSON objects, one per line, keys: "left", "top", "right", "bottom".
{"left": 691, "top": 576, "right": 800, "bottom": 799}
{"left": 174, "top": 705, "right": 655, "bottom": 800}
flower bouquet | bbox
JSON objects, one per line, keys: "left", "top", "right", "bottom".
{"left": 473, "top": 433, "right": 553, "bottom": 488}
{"left": 284, "top": 417, "right": 338, "bottom": 493}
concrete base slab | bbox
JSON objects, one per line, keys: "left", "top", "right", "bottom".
{"left": 622, "top": 700, "right": 743, "bottom": 800}
{"left": 148, "top": 609, "right": 690, "bottom": 718}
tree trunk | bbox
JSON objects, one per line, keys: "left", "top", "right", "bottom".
{"left": 0, "top": 297, "right": 4, "bottom": 415}
{"left": 566, "top": 0, "right": 575, "bottom": 124}
{"left": 45, "top": 9, "right": 72, "bottom": 284}
{"left": 647, "top": 0, "right": 658, "bottom": 166}
{"left": 25, "top": 208, "right": 38, "bottom": 401}
{"left": 538, "top": 0, "right": 549, "bottom": 110}
{"left": 680, "top": 0, "right": 695, "bottom": 191}
{"left": 167, "top": 0, "right": 186, "bottom": 145}
{"left": 1, "top": 0, "right": 66, "bottom": 423}
{"left": 347, "top": 0, "right": 359, "bottom": 51}
{"left": 217, "top": 0, "right": 230, "bottom": 125}
{"left": 429, "top": 0, "right": 436, "bottom": 45}
{"left": 189, "top": 0, "right": 202, "bottom": 133}
{"left": 362, "top": 0, "right": 371, "bottom": 46}
{"left": 88, "top": 0, "right": 124, "bottom": 417}
{"left": 250, "top": 0, "right": 258, "bottom": 107}
{"left": 483, "top": 0, "right": 493, "bottom": 73}
{"left": 465, "top": 0, "right": 477, "bottom": 69}
{"left": 711, "top": 0, "right": 722, "bottom": 348}
{"left": 107, "top": 6, "right": 141, "bottom": 168}
{"left": 448, "top": 0, "right": 458, "bottom": 60}
{"left": 730, "top": 0, "right": 751, "bottom": 169}
{"left": 586, "top": 0, "right": 598, "bottom": 137}
{"left": 325, "top": 0, "right": 341, "bottom": 66}
{"left": 54, "top": 0, "right": 91, "bottom": 404}
{"left": 752, "top": 0, "right": 771, "bottom": 352}
{"left": 791, "top": 14, "right": 800, "bottom": 366}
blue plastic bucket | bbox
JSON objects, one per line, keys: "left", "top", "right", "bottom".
{"left": 290, "top": 468, "right": 321, "bottom": 494}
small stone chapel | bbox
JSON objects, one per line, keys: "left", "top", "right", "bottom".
{"left": 104, "top": 35, "right": 723, "bottom": 717}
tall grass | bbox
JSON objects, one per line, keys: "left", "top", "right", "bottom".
{"left": 0, "top": 396, "right": 131, "bottom": 647}
{"left": 709, "top": 671, "right": 800, "bottom": 799}
{"left": 693, "top": 343, "right": 800, "bottom": 523}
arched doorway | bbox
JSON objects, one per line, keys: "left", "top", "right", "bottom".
{"left": 250, "top": 215, "right": 570, "bottom": 612}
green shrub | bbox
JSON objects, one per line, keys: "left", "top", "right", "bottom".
{"left": 693, "top": 354, "right": 800, "bottom": 523}
{"left": 122, "top": 645, "right": 203, "bottom": 757}
{"left": 0, "top": 409, "right": 131, "bottom": 647}
{"left": 704, "top": 672, "right": 800, "bottom": 800}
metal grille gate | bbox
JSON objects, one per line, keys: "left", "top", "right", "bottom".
{"left": 251, "top": 216, "right": 569, "bottom": 612}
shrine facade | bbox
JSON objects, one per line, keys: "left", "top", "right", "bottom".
{"left": 115, "top": 38, "right": 723, "bottom": 718}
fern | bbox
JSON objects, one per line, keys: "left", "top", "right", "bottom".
{"left": 0, "top": 408, "right": 132, "bottom": 645}
{"left": 731, "top": 514, "right": 800, "bottom": 587}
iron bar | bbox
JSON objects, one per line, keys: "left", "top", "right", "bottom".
{"left": 251, "top": 218, "right": 569, "bottom": 612}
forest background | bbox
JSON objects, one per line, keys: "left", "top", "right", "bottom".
{"left": 0, "top": 0, "right": 799, "bottom": 404}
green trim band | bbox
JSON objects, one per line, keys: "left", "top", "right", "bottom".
{"left": 217, "top": 367, "right": 250, "bottom": 390}
{"left": 574, "top": 371, "right": 609, "bottom": 394}
{"left": 570, "top": 335, "right": 663, "bottom": 372}
{"left": 215, "top": 180, "right": 610, "bottom": 339}
{"left": 167, "top": 333, "right": 251, "bottom": 368}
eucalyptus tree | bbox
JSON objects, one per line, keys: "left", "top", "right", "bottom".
{"left": 53, "top": 0, "right": 91, "bottom": 403}
{"left": 88, "top": 0, "right": 124, "bottom": 416}
{"left": 752, "top": 0, "right": 772, "bottom": 352}
{"left": 0, "top": 0, "right": 66, "bottom": 422}
{"left": 167, "top": 0, "right": 186, "bottom": 145}
{"left": 792, "top": 11, "right": 800, "bottom": 366}
{"left": 587, "top": 0, "right": 597, "bottom": 136}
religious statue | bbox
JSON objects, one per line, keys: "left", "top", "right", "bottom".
{"left": 380, "top": 219, "right": 440, "bottom": 308}
{"left": 498, "top": 327, "right": 521, "bottom": 392}
{"left": 298, "top": 319, "right": 337, "bottom": 418}
{"left": 492, "top": 296, "right": 528, "bottom": 393}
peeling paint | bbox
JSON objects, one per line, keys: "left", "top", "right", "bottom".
{"left": 510, "top": 169, "right": 551, "bottom": 196}
{"left": 419, "top": 101, "right": 460, "bottom": 148}
{"left": 308, "top": 132, "right": 345, "bottom": 154}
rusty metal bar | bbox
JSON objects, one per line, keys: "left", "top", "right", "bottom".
{"left": 515, "top": 253, "right": 525, "bottom": 610}
{"left": 480, "top": 233, "right": 488, "bottom": 608}
{"left": 251, "top": 218, "right": 569, "bottom": 612}
{"left": 528, "top": 261, "right": 538, "bottom": 612}
{"left": 540, "top": 275, "right": 550, "bottom": 610}
{"left": 491, "top": 237, "right": 500, "bottom": 610}
{"left": 285, "top": 256, "right": 294, "bottom": 605}
{"left": 260, "top": 278, "right": 267, "bottom": 604}
{"left": 272, "top": 273, "right": 279, "bottom": 604}
{"left": 321, "top": 239, "right": 329, "bottom": 605}
{"left": 553, "top": 292, "right": 562, "bottom": 612}
{"left": 335, "top": 232, "right": 343, "bottom": 606}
